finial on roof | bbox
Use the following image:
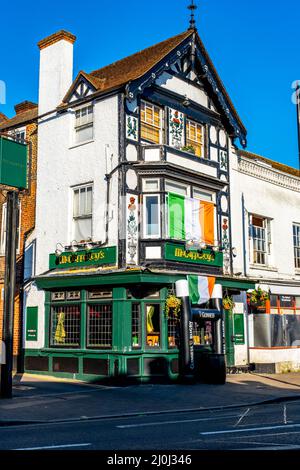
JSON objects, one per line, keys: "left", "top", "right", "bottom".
{"left": 188, "top": 0, "right": 197, "bottom": 30}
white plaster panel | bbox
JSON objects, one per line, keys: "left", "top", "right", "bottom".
{"left": 145, "top": 246, "right": 162, "bottom": 259}
{"left": 144, "top": 147, "right": 160, "bottom": 161}
{"left": 126, "top": 144, "right": 138, "bottom": 161}
{"left": 156, "top": 73, "right": 208, "bottom": 108}
{"left": 166, "top": 152, "right": 217, "bottom": 178}
{"left": 210, "top": 126, "right": 218, "bottom": 145}
{"left": 210, "top": 147, "right": 218, "bottom": 162}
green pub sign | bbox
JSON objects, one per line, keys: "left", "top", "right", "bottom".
{"left": 26, "top": 307, "right": 38, "bottom": 341}
{"left": 49, "top": 246, "right": 117, "bottom": 270}
{"left": 0, "top": 136, "right": 27, "bottom": 189}
{"left": 165, "top": 243, "right": 223, "bottom": 267}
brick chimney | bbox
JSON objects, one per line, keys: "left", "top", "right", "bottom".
{"left": 14, "top": 101, "right": 38, "bottom": 115}
{"left": 37, "top": 30, "right": 76, "bottom": 115}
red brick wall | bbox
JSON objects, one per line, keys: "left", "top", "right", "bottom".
{"left": 0, "top": 122, "right": 37, "bottom": 360}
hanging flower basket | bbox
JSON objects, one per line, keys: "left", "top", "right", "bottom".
{"left": 164, "top": 294, "right": 182, "bottom": 319}
{"left": 249, "top": 288, "right": 269, "bottom": 306}
{"left": 223, "top": 296, "right": 235, "bottom": 311}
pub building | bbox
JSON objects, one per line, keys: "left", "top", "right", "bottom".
{"left": 23, "top": 23, "right": 255, "bottom": 383}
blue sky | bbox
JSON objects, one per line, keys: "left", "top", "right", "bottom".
{"left": 1, "top": 0, "right": 299, "bottom": 167}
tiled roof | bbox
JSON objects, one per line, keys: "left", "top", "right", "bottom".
{"left": 63, "top": 29, "right": 245, "bottom": 134}
{"left": 238, "top": 149, "right": 300, "bottom": 178}
{"left": 0, "top": 105, "right": 38, "bottom": 131}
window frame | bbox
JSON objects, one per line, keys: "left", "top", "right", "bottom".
{"left": 249, "top": 214, "right": 272, "bottom": 266}
{"left": 293, "top": 223, "right": 300, "bottom": 269}
{"left": 143, "top": 193, "right": 161, "bottom": 239}
{"left": 72, "top": 183, "right": 93, "bottom": 243}
{"left": 86, "top": 301, "right": 113, "bottom": 350}
{"left": 186, "top": 118, "right": 205, "bottom": 158}
{"left": 145, "top": 303, "right": 162, "bottom": 350}
{"left": 140, "top": 100, "right": 163, "bottom": 145}
{"left": 73, "top": 104, "right": 94, "bottom": 145}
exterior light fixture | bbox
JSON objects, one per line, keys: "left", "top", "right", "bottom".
{"left": 231, "top": 247, "right": 238, "bottom": 258}
{"left": 70, "top": 240, "right": 79, "bottom": 253}
{"left": 86, "top": 240, "right": 94, "bottom": 250}
{"left": 200, "top": 242, "right": 207, "bottom": 250}
{"left": 55, "top": 243, "right": 64, "bottom": 257}
{"left": 182, "top": 94, "right": 190, "bottom": 107}
{"left": 212, "top": 245, "right": 219, "bottom": 252}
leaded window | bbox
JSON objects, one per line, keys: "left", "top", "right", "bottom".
{"left": 132, "top": 303, "right": 141, "bottom": 349}
{"left": 87, "top": 304, "right": 112, "bottom": 349}
{"left": 186, "top": 119, "right": 204, "bottom": 157}
{"left": 141, "top": 101, "right": 162, "bottom": 144}
{"left": 51, "top": 305, "right": 81, "bottom": 347}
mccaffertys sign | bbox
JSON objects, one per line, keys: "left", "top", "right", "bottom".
{"left": 165, "top": 243, "right": 223, "bottom": 267}
{"left": 49, "top": 246, "right": 117, "bottom": 270}
{"left": 0, "top": 136, "right": 27, "bottom": 189}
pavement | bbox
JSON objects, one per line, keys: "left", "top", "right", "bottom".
{"left": 1, "top": 371, "right": 300, "bottom": 425}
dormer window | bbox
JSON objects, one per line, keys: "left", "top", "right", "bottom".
{"left": 74, "top": 105, "right": 93, "bottom": 144}
{"left": 141, "top": 101, "right": 163, "bottom": 144}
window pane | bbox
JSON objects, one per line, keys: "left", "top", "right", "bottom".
{"left": 168, "top": 313, "right": 179, "bottom": 349}
{"left": 75, "top": 125, "right": 93, "bottom": 144}
{"left": 141, "top": 101, "right": 161, "bottom": 144}
{"left": 165, "top": 181, "right": 188, "bottom": 196}
{"left": 87, "top": 304, "right": 112, "bottom": 348}
{"left": 132, "top": 304, "right": 141, "bottom": 349}
{"left": 143, "top": 179, "right": 159, "bottom": 192}
{"left": 146, "top": 304, "right": 160, "bottom": 348}
{"left": 74, "top": 217, "right": 92, "bottom": 242}
{"left": 145, "top": 195, "right": 159, "bottom": 236}
{"left": 51, "top": 305, "right": 81, "bottom": 347}
{"left": 73, "top": 190, "right": 79, "bottom": 217}
{"left": 186, "top": 119, "right": 204, "bottom": 158}
{"left": 86, "top": 187, "right": 93, "bottom": 214}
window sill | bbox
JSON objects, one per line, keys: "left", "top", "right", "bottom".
{"left": 249, "top": 264, "right": 278, "bottom": 272}
{"left": 295, "top": 269, "right": 300, "bottom": 275}
{"left": 69, "top": 139, "right": 94, "bottom": 150}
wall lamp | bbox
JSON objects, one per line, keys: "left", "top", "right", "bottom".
{"left": 55, "top": 243, "right": 65, "bottom": 257}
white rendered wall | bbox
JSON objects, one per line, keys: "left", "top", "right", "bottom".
{"left": 38, "top": 40, "right": 74, "bottom": 115}
{"left": 230, "top": 151, "right": 300, "bottom": 282}
{"left": 156, "top": 73, "right": 209, "bottom": 108}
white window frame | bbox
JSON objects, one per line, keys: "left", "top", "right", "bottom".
{"left": 72, "top": 184, "right": 93, "bottom": 243}
{"left": 165, "top": 180, "right": 190, "bottom": 197}
{"left": 143, "top": 194, "right": 161, "bottom": 239}
{"left": 73, "top": 104, "right": 94, "bottom": 145}
{"left": 142, "top": 179, "right": 160, "bottom": 193}
{"left": 293, "top": 223, "right": 300, "bottom": 269}
{"left": 249, "top": 214, "right": 272, "bottom": 266}
{"left": 140, "top": 100, "right": 163, "bottom": 144}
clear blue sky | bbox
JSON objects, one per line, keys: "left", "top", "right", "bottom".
{"left": 1, "top": 0, "right": 299, "bottom": 167}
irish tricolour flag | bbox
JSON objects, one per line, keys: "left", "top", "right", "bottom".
{"left": 168, "top": 193, "right": 214, "bottom": 244}
{"left": 188, "top": 276, "right": 216, "bottom": 305}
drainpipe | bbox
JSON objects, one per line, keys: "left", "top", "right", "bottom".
{"left": 241, "top": 193, "right": 251, "bottom": 366}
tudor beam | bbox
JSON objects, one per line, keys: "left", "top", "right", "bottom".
{"left": 175, "top": 280, "right": 194, "bottom": 379}
{"left": 0, "top": 191, "right": 19, "bottom": 398}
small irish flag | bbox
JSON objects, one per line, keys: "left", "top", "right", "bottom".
{"left": 168, "top": 193, "right": 214, "bottom": 244}
{"left": 188, "top": 275, "right": 216, "bottom": 305}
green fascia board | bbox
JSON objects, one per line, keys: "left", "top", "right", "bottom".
{"left": 0, "top": 136, "right": 27, "bottom": 189}
{"left": 49, "top": 246, "right": 117, "bottom": 270}
{"left": 35, "top": 271, "right": 185, "bottom": 290}
{"left": 217, "top": 278, "right": 256, "bottom": 290}
{"left": 165, "top": 243, "right": 223, "bottom": 267}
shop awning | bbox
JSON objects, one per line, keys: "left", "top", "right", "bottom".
{"left": 217, "top": 278, "right": 256, "bottom": 290}
{"left": 257, "top": 284, "right": 300, "bottom": 296}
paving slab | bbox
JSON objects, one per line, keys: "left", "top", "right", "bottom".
{"left": 0, "top": 372, "right": 300, "bottom": 424}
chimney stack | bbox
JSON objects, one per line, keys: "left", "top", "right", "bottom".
{"left": 14, "top": 101, "right": 37, "bottom": 115}
{"left": 37, "top": 30, "right": 76, "bottom": 115}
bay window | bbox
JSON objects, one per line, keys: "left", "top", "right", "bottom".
{"left": 141, "top": 101, "right": 162, "bottom": 144}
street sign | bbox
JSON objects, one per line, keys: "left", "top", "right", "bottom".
{"left": 0, "top": 136, "right": 27, "bottom": 189}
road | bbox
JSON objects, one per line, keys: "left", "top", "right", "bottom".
{"left": 1, "top": 399, "right": 300, "bottom": 450}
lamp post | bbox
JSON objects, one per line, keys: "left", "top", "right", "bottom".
{"left": 0, "top": 191, "right": 19, "bottom": 398}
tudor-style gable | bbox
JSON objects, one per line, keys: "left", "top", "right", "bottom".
{"left": 63, "top": 72, "right": 97, "bottom": 104}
